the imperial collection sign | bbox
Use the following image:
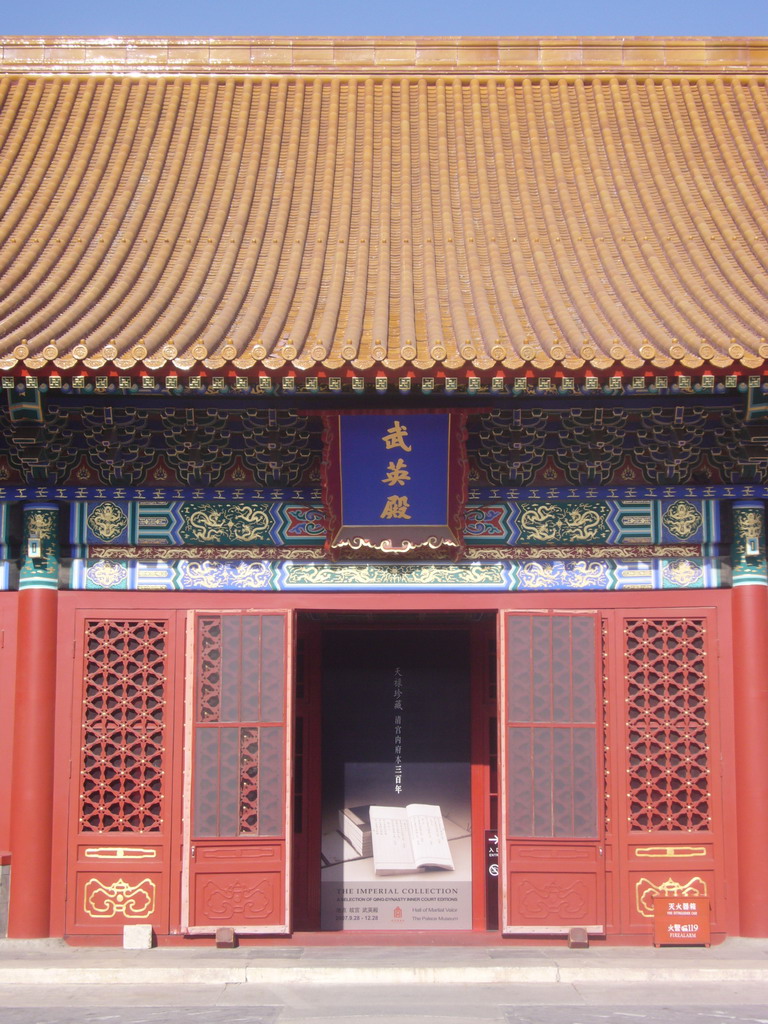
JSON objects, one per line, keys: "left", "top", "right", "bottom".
{"left": 323, "top": 413, "right": 466, "bottom": 554}
{"left": 320, "top": 628, "right": 472, "bottom": 931}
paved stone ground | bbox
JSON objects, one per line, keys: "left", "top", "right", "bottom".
{"left": 504, "top": 1010, "right": 768, "bottom": 1024}
{"left": 0, "top": 938, "right": 766, "bottom": 1023}
{"left": 0, "top": 1006, "right": 767, "bottom": 1024}
{"left": 1, "top": 982, "right": 768, "bottom": 1024}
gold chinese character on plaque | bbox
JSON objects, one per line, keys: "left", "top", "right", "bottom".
{"left": 381, "top": 420, "right": 412, "bottom": 452}
{"left": 382, "top": 459, "right": 411, "bottom": 487}
{"left": 380, "top": 495, "right": 412, "bottom": 520}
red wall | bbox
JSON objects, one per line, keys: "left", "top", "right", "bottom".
{"left": 0, "top": 594, "right": 18, "bottom": 853}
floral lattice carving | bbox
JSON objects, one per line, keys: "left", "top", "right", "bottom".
{"left": 79, "top": 620, "right": 168, "bottom": 833}
{"left": 197, "top": 616, "right": 222, "bottom": 721}
{"left": 240, "top": 728, "right": 260, "bottom": 834}
{"left": 624, "top": 618, "right": 710, "bottom": 832}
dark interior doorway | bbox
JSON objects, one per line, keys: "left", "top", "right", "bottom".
{"left": 320, "top": 627, "right": 472, "bottom": 930}
{"left": 292, "top": 613, "right": 497, "bottom": 934}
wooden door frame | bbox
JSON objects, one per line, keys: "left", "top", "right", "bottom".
{"left": 498, "top": 609, "right": 606, "bottom": 937}
{"left": 291, "top": 617, "right": 323, "bottom": 930}
{"left": 55, "top": 604, "right": 185, "bottom": 940}
{"left": 180, "top": 608, "right": 295, "bottom": 936}
{"left": 469, "top": 618, "right": 498, "bottom": 930}
{"left": 603, "top": 604, "right": 735, "bottom": 939}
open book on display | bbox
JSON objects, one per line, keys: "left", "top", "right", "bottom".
{"left": 368, "top": 803, "right": 455, "bottom": 874}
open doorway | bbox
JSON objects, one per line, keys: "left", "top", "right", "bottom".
{"left": 292, "top": 613, "right": 497, "bottom": 934}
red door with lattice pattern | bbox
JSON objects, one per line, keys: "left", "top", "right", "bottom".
{"left": 608, "top": 609, "right": 730, "bottom": 937}
{"left": 500, "top": 611, "right": 606, "bottom": 937}
{"left": 182, "top": 611, "right": 293, "bottom": 935}
{"left": 65, "top": 615, "right": 180, "bottom": 937}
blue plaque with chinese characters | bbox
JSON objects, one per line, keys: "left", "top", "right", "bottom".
{"left": 323, "top": 412, "right": 467, "bottom": 555}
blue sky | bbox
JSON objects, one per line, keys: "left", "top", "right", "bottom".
{"left": 2, "top": 0, "right": 767, "bottom": 39}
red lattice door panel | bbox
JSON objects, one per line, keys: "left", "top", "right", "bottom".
{"left": 609, "top": 611, "right": 728, "bottom": 936}
{"left": 183, "top": 612, "right": 293, "bottom": 935}
{"left": 500, "top": 612, "right": 605, "bottom": 936}
{"left": 66, "top": 617, "right": 179, "bottom": 936}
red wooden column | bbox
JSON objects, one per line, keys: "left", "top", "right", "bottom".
{"left": 731, "top": 501, "right": 768, "bottom": 937}
{"left": 8, "top": 503, "right": 60, "bottom": 938}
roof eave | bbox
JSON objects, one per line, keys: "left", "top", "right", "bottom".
{"left": 1, "top": 35, "right": 768, "bottom": 77}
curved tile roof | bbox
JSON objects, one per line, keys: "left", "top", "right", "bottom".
{"left": 1, "top": 39, "right": 767, "bottom": 376}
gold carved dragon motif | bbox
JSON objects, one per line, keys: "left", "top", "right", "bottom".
{"left": 180, "top": 503, "right": 271, "bottom": 544}
{"left": 662, "top": 500, "right": 703, "bottom": 541}
{"left": 87, "top": 501, "right": 129, "bottom": 542}
{"left": 518, "top": 503, "right": 609, "bottom": 544}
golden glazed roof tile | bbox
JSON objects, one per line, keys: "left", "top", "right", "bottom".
{"left": 0, "top": 38, "right": 767, "bottom": 377}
